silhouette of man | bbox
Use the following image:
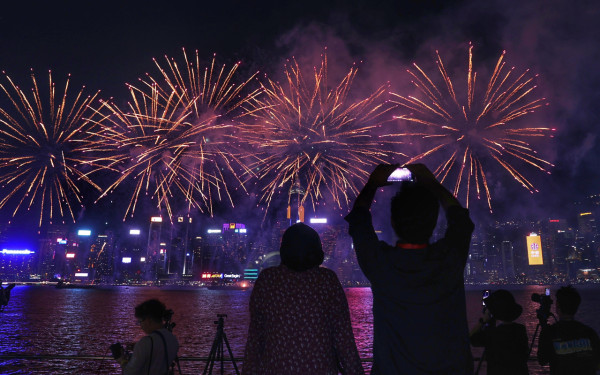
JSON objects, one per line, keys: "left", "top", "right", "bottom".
{"left": 538, "top": 285, "right": 600, "bottom": 374}
{"left": 345, "top": 164, "right": 474, "bottom": 374}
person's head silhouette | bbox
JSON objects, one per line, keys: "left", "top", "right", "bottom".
{"left": 280, "top": 223, "right": 324, "bottom": 271}
{"left": 484, "top": 289, "right": 523, "bottom": 322}
{"left": 391, "top": 182, "right": 440, "bottom": 244}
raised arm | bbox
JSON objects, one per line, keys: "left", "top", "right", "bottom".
{"left": 353, "top": 164, "right": 398, "bottom": 210}
{"left": 346, "top": 164, "right": 398, "bottom": 280}
{"left": 406, "top": 163, "right": 474, "bottom": 262}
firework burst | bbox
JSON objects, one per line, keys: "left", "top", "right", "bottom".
{"left": 390, "top": 45, "right": 555, "bottom": 211}
{"left": 244, "top": 53, "right": 403, "bottom": 213}
{"left": 0, "top": 70, "right": 102, "bottom": 226}
{"left": 88, "top": 51, "right": 260, "bottom": 220}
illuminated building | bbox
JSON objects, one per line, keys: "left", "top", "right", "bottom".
{"left": 0, "top": 249, "right": 37, "bottom": 280}
{"left": 466, "top": 231, "right": 486, "bottom": 282}
{"left": 500, "top": 241, "right": 516, "bottom": 281}
{"left": 89, "top": 232, "right": 115, "bottom": 283}
{"left": 147, "top": 216, "right": 164, "bottom": 279}
{"left": 199, "top": 228, "right": 224, "bottom": 274}
{"left": 222, "top": 223, "right": 249, "bottom": 271}
{"left": 38, "top": 224, "right": 69, "bottom": 280}
{"left": 119, "top": 226, "right": 145, "bottom": 282}
{"left": 542, "top": 219, "right": 573, "bottom": 278}
{"left": 170, "top": 216, "right": 193, "bottom": 277}
{"left": 577, "top": 212, "right": 598, "bottom": 269}
{"left": 578, "top": 212, "right": 597, "bottom": 236}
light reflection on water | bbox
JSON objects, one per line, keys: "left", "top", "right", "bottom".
{"left": 1, "top": 284, "right": 599, "bottom": 374}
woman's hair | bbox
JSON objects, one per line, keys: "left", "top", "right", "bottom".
{"left": 134, "top": 298, "right": 166, "bottom": 323}
{"left": 280, "top": 223, "right": 324, "bottom": 272}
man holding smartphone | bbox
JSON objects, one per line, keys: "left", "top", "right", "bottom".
{"left": 345, "top": 163, "right": 474, "bottom": 374}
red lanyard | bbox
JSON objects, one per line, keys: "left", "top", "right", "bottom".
{"left": 396, "top": 243, "right": 427, "bottom": 249}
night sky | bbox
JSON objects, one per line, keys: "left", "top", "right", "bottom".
{"left": 1, "top": 0, "right": 600, "bottom": 233}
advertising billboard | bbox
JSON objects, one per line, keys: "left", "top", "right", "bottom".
{"left": 526, "top": 233, "right": 544, "bottom": 265}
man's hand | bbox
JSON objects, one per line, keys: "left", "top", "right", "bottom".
{"left": 405, "top": 163, "right": 437, "bottom": 185}
{"left": 353, "top": 163, "right": 399, "bottom": 210}
{"left": 367, "top": 164, "right": 400, "bottom": 187}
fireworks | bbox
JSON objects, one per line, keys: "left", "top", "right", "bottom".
{"left": 88, "top": 51, "right": 260, "bottom": 220}
{"left": 0, "top": 70, "right": 102, "bottom": 226}
{"left": 244, "top": 53, "right": 403, "bottom": 212}
{"left": 391, "top": 45, "right": 554, "bottom": 210}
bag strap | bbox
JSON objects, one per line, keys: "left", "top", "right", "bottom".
{"left": 148, "top": 335, "right": 153, "bottom": 375}
{"left": 154, "top": 330, "right": 171, "bottom": 373}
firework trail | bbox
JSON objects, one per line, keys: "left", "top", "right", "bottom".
{"left": 390, "top": 45, "right": 555, "bottom": 211}
{"left": 244, "top": 53, "right": 404, "bottom": 213}
{"left": 0, "top": 70, "right": 103, "bottom": 226}
{"left": 88, "top": 51, "right": 260, "bottom": 220}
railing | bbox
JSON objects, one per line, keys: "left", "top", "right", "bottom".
{"left": 0, "top": 355, "right": 246, "bottom": 362}
{"left": 1, "top": 354, "right": 556, "bottom": 373}
{"left": 0, "top": 354, "right": 542, "bottom": 362}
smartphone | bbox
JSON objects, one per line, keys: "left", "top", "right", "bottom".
{"left": 545, "top": 288, "right": 550, "bottom": 296}
{"left": 387, "top": 167, "right": 413, "bottom": 182}
{"left": 482, "top": 290, "right": 490, "bottom": 306}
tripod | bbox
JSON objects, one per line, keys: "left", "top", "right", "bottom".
{"left": 528, "top": 311, "right": 555, "bottom": 356}
{"left": 203, "top": 314, "right": 240, "bottom": 375}
{"left": 164, "top": 311, "right": 183, "bottom": 375}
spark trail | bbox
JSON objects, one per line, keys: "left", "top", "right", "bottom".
{"left": 88, "top": 51, "right": 260, "bottom": 220}
{"left": 244, "top": 53, "right": 403, "bottom": 213}
{"left": 0, "top": 70, "right": 102, "bottom": 226}
{"left": 390, "top": 45, "right": 555, "bottom": 211}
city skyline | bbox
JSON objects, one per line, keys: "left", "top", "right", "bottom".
{"left": 1, "top": 191, "right": 598, "bottom": 285}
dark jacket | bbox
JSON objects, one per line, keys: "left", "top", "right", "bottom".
{"left": 471, "top": 322, "right": 529, "bottom": 374}
{"left": 345, "top": 206, "right": 474, "bottom": 374}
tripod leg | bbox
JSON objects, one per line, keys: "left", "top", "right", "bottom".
{"left": 174, "top": 356, "right": 182, "bottom": 375}
{"left": 474, "top": 349, "right": 485, "bottom": 375}
{"left": 203, "top": 331, "right": 221, "bottom": 375}
{"left": 222, "top": 332, "right": 240, "bottom": 375}
{"left": 218, "top": 332, "right": 224, "bottom": 375}
{"left": 529, "top": 323, "right": 541, "bottom": 356}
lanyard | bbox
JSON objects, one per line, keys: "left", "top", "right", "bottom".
{"left": 396, "top": 243, "right": 427, "bottom": 249}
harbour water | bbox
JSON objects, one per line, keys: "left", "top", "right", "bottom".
{"left": 1, "top": 284, "right": 599, "bottom": 374}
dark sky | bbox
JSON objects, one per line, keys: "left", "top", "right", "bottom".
{"left": 1, "top": 0, "right": 599, "bottom": 229}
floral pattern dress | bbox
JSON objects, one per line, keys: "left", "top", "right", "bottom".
{"left": 243, "top": 265, "right": 364, "bottom": 375}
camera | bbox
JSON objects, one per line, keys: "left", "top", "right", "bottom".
{"left": 110, "top": 342, "right": 124, "bottom": 359}
{"left": 531, "top": 289, "right": 553, "bottom": 325}
{"left": 164, "top": 309, "right": 176, "bottom": 331}
{"left": 110, "top": 342, "right": 133, "bottom": 360}
{"left": 387, "top": 167, "right": 413, "bottom": 182}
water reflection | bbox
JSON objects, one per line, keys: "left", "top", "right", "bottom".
{"left": 2, "top": 285, "right": 600, "bottom": 374}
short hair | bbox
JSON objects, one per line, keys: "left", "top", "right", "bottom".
{"left": 280, "top": 223, "right": 324, "bottom": 272}
{"left": 391, "top": 182, "right": 439, "bottom": 243}
{"left": 134, "top": 299, "right": 166, "bottom": 323}
{"left": 556, "top": 285, "right": 581, "bottom": 316}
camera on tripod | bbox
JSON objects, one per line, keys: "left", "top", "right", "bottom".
{"left": 164, "top": 308, "right": 176, "bottom": 331}
{"left": 109, "top": 342, "right": 132, "bottom": 359}
{"left": 531, "top": 287, "right": 553, "bottom": 325}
